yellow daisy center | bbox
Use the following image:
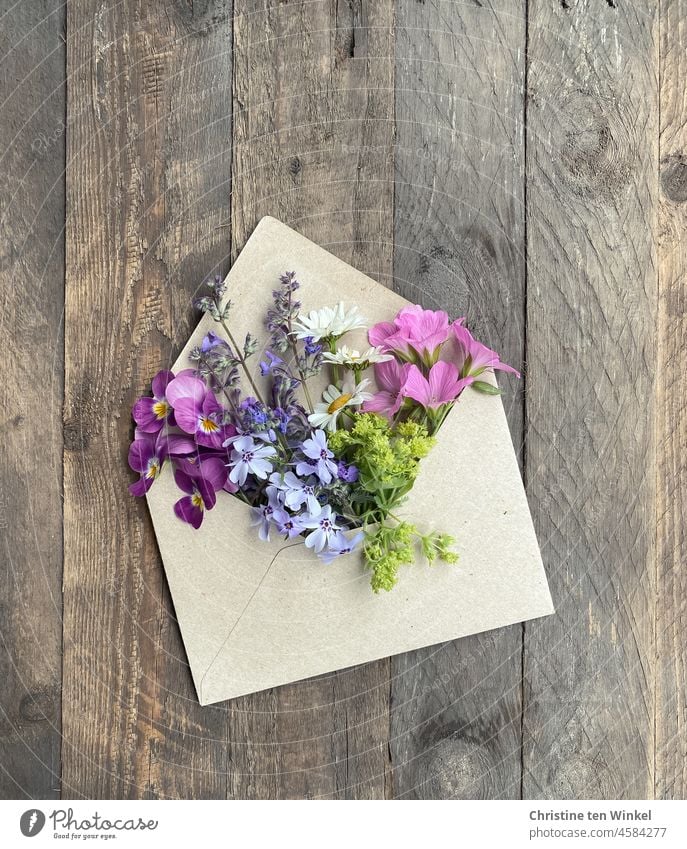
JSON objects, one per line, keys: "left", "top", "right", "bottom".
{"left": 200, "top": 416, "right": 219, "bottom": 433}
{"left": 327, "top": 393, "right": 353, "bottom": 414}
{"left": 153, "top": 400, "right": 169, "bottom": 419}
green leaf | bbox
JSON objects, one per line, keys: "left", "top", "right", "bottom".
{"left": 471, "top": 380, "right": 501, "bottom": 395}
{"left": 243, "top": 332, "right": 258, "bottom": 357}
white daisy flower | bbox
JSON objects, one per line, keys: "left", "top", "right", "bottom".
{"left": 292, "top": 302, "right": 367, "bottom": 342}
{"left": 322, "top": 344, "right": 393, "bottom": 368}
{"left": 308, "top": 377, "right": 373, "bottom": 432}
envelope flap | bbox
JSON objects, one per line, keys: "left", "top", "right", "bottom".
{"left": 171, "top": 216, "right": 410, "bottom": 380}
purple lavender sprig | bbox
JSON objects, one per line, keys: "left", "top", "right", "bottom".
{"left": 195, "top": 275, "right": 268, "bottom": 408}
{"left": 265, "top": 271, "right": 321, "bottom": 411}
{"left": 266, "top": 271, "right": 300, "bottom": 352}
{"left": 194, "top": 274, "right": 231, "bottom": 322}
{"left": 189, "top": 332, "right": 240, "bottom": 409}
{"left": 298, "top": 336, "right": 323, "bottom": 380}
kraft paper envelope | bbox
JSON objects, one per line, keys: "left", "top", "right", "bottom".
{"left": 146, "top": 216, "right": 554, "bottom": 705}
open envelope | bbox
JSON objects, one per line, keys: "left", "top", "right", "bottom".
{"left": 146, "top": 216, "right": 554, "bottom": 705}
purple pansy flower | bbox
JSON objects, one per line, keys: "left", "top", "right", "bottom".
{"left": 132, "top": 370, "right": 176, "bottom": 433}
{"left": 319, "top": 530, "right": 365, "bottom": 565}
{"left": 164, "top": 433, "right": 199, "bottom": 457}
{"left": 337, "top": 461, "right": 358, "bottom": 483}
{"left": 296, "top": 430, "right": 338, "bottom": 484}
{"left": 269, "top": 471, "right": 321, "bottom": 516}
{"left": 228, "top": 435, "right": 277, "bottom": 486}
{"left": 166, "top": 372, "right": 235, "bottom": 449}
{"left": 128, "top": 428, "right": 201, "bottom": 496}
{"left": 173, "top": 457, "right": 227, "bottom": 529}
{"left": 128, "top": 429, "right": 168, "bottom": 496}
{"left": 303, "top": 505, "right": 340, "bottom": 553}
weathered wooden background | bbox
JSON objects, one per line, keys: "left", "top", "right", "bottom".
{"left": 1, "top": 0, "right": 684, "bottom": 799}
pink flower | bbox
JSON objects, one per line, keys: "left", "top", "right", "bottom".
{"left": 368, "top": 320, "right": 406, "bottom": 353}
{"left": 450, "top": 324, "right": 520, "bottom": 379}
{"left": 368, "top": 305, "right": 452, "bottom": 363}
{"left": 394, "top": 305, "right": 451, "bottom": 359}
{"left": 402, "top": 361, "right": 473, "bottom": 410}
{"left": 166, "top": 372, "right": 236, "bottom": 449}
{"left": 362, "top": 360, "right": 412, "bottom": 419}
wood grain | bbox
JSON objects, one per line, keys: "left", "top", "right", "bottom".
{"left": 656, "top": 0, "right": 687, "bottom": 800}
{"left": 1, "top": 0, "right": 682, "bottom": 800}
{"left": 63, "top": 0, "right": 233, "bottom": 798}
{"left": 0, "top": 0, "right": 65, "bottom": 800}
{"left": 227, "top": 0, "right": 395, "bottom": 799}
{"left": 523, "top": 1, "right": 658, "bottom": 798}
{"left": 391, "top": 0, "right": 527, "bottom": 799}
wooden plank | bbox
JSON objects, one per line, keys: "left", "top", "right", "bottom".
{"left": 228, "top": 0, "right": 395, "bottom": 798}
{"left": 0, "top": 0, "right": 65, "bottom": 800}
{"left": 656, "top": 0, "right": 687, "bottom": 800}
{"left": 63, "top": 1, "right": 233, "bottom": 798}
{"left": 391, "top": 1, "right": 527, "bottom": 798}
{"left": 523, "top": 2, "right": 658, "bottom": 798}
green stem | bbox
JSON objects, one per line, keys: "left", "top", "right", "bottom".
{"left": 390, "top": 409, "right": 405, "bottom": 429}
{"left": 232, "top": 490, "right": 253, "bottom": 506}
{"left": 284, "top": 290, "right": 316, "bottom": 412}
{"left": 249, "top": 479, "right": 268, "bottom": 507}
{"left": 386, "top": 510, "right": 427, "bottom": 541}
{"left": 326, "top": 337, "right": 342, "bottom": 388}
{"left": 199, "top": 354, "right": 240, "bottom": 418}
{"left": 288, "top": 337, "right": 315, "bottom": 412}
{"left": 216, "top": 324, "right": 289, "bottom": 453}
{"left": 429, "top": 402, "right": 454, "bottom": 434}
{"left": 219, "top": 318, "right": 267, "bottom": 406}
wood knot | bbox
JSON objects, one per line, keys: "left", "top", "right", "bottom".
{"left": 288, "top": 156, "right": 302, "bottom": 181}
{"left": 334, "top": 0, "right": 358, "bottom": 63}
{"left": 63, "top": 421, "right": 90, "bottom": 452}
{"left": 19, "top": 687, "right": 57, "bottom": 723}
{"left": 415, "top": 735, "right": 493, "bottom": 799}
{"left": 549, "top": 752, "right": 611, "bottom": 798}
{"left": 549, "top": 89, "right": 634, "bottom": 203}
{"left": 415, "top": 231, "right": 512, "bottom": 329}
{"left": 167, "top": 0, "right": 229, "bottom": 36}
{"left": 660, "top": 154, "right": 687, "bottom": 203}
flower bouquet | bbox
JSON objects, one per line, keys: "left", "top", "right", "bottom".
{"left": 132, "top": 217, "right": 552, "bottom": 704}
{"left": 130, "top": 269, "right": 519, "bottom": 592}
